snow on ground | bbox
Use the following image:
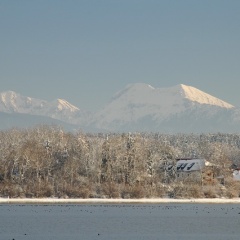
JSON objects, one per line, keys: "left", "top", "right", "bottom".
{"left": 0, "top": 198, "right": 240, "bottom": 204}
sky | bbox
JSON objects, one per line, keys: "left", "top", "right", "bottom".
{"left": 1, "top": 0, "right": 240, "bottom": 111}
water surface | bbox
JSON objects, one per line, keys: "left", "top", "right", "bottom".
{"left": 0, "top": 203, "right": 240, "bottom": 240}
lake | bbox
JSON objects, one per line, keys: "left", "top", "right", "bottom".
{"left": 0, "top": 203, "right": 240, "bottom": 240}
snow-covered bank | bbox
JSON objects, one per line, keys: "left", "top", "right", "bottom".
{"left": 0, "top": 198, "right": 240, "bottom": 204}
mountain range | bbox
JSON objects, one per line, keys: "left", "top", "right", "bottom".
{"left": 0, "top": 84, "right": 239, "bottom": 133}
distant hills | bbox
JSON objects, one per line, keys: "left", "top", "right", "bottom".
{"left": 0, "top": 84, "right": 240, "bottom": 133}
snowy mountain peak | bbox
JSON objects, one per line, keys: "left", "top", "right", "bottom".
{"left": 111, "top": 83, "right": 234, "bottom": 109}
{"left": 53, "top": 99, "right": 80, "bottom": 112}
{"left": 177, "top": 84, "right": 234, "bottom": 109}
{"left": 1, "top": 90, "right": 19, "bottom": 103}
{"left": 112, "top": 83, "right": 154, "bottom": 101}
{"left": 0, "top": 90, "right": 41, "bottom": 112}
{"left": 125, "top": 83, "right": 154, "bottom": 90}
{"left": 92, "top": 83, "right": 236, "bottom": 131}
{"left": 0, "top": 90, "right": 84, "bottom": 125}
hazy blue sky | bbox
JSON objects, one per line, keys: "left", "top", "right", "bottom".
{"left": 1, "top": 0, "right": 240, "bottom": 111}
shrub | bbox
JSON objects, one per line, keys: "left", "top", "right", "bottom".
{"left": 0, "top": 183, "right": 24, "bottom": 198}
{"left": 129, "top": 185, "right": 145, "bottom": 198}
{"left": 63, "top": 185, "right": 91, "bottom": 198}
{"left": 224, "top": 177, "right": 240, "bottom": 198}
{"left": 187, "top": 184, "right": 204, "bottom": 198}
{"left": 101, "top": 182, "right": 120, "bottom": 198}
{"left": 202, "top": 186, "right": 218, "bottom": 198}
{"left": 36, "top": 183, "right": 54, "bottom": 197}
{"left": 120, "top": 184, "right": 145, "bottom": 199}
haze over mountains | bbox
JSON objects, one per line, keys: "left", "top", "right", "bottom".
{"left": 0, "top": 84, "right": 239, "bottom": 133}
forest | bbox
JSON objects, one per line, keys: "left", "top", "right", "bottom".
{"left": 0, "top": 125, "right": 240, "bottom": 199}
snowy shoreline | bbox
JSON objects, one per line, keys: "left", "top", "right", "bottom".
{"left": 0, "top": 198, "right": 240, "bottom": 204}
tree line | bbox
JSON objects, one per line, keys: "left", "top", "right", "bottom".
{"left": 0, "top": 125, "right": 240, "bottom": 199}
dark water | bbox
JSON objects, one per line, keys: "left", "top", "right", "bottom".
{"left": 0, "top": 203, "right": 240, "bottom": 240}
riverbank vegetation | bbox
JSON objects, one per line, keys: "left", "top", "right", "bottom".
{"left": 0, "top": 125, "right": 240, "bottom": 199}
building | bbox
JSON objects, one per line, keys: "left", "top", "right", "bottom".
{"left": 176, "top": 158, "right": 215, "bottom": 184}
{"left": 233, "top": 169, "right": 240, "bottom": 181}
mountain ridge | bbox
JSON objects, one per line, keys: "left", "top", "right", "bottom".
{"left": 0, "top": 84, "right": 239, "bottom": 133}
{"left": 0, "top": 90, "right": 89, "bottom": 125}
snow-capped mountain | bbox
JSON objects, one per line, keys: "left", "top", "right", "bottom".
{"left": 0, "top": 84, "right": 239, "bottom": 133}
{"left": 0, "top": 91, "right": 89, "bottom": 125}
{"left": 90, "top": 83, "right": 236, "bottom": 132}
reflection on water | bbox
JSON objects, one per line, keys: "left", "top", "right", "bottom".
{"left": 0, "top": 203, "right": 240, "bottom": 240}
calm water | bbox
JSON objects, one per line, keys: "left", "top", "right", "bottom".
{"left": 0, "top": 203, "right": 240, "bottom": 240}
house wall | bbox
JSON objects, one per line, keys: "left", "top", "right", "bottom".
{"left": 233, "top": 170, "right": 240, "bottom": 181}
{"left": 176, "top": 171, "right": 202, "bottom": 182}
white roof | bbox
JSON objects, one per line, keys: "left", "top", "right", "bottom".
{"left": 176, "top": 158, "right": 207, "bottom": 172}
